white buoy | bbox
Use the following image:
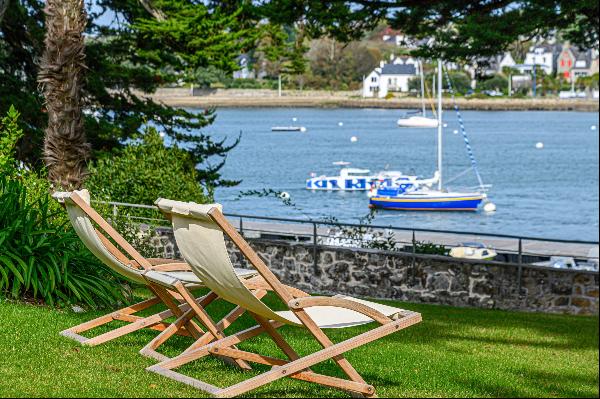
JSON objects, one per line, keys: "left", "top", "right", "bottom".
{"left": 483, "top": 202, "right": 497, "bottom": 213}
{"left": 338, "top": 122, "right": 344, "bottom": 126}
{"left": 443, "top": 123, "right": 448, "bottom": 128}
{"left": 350, "top": 136, "right": 358, "bottom": 142}
{"left": 300, "top": 126, "right": 307, "bottom": 132}
{"left": 591, "top": 125, "right": 597, "bottom": 131}
{"left": 292, "top": 117, "right": 297, "bottom": 122}
{"left": 279, "top": 191, "right": 290, "bottom": 200}
{"left": 535, "top": 142, "right": 544, "bottom": 149}
{"left": 453, "top": 129, "right": 459, "bottom": 134}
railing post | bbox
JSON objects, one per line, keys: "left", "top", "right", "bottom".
{"left": 517, "top": 238, "right": 523, "bottom": 297}
{"left": 411, "top": 230, "right": 416, "bottom": 285}
{"left": 313, "top": 222, "right": 320, "bottom": 276}
{"left": 239, "top": 217, "right": 244, "bottom": 237}
{"left": 112, "top": 204, "right": 118, "bottom": 218}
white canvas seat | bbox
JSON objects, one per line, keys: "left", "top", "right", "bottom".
{"left": 276, "top": 295, "right": 405, "bottom": 329}
{"left": 149, "top": 198, "right": 422, "bottom": 397}
{"left": 145, "top": 269, "right": 257, "bottom": 290}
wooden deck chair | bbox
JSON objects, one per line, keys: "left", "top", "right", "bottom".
{"left": 147, "top": 199, "right": 422, "bottom": 398}
{"left": 140, "top": 199, "right": 311, "bottom": 363}
{"left": 52, "top": 190, "right": 257, "bottom": 362}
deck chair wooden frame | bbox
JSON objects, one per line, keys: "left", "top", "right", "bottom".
{"left": 140, "top": 205, "right": 311, "bottom": 363}
{"left": 53, "top": 191, "right": 252, "bottom": 365}
{"left": 147, "top": 200, "right": 422, "bottom": 398}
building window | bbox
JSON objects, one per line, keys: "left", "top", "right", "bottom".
{"left": 371, "top": 77, "right": 377, "bottom": 83}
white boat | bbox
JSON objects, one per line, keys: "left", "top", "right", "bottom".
{"left": 397, "top": 60, "right": 438, "bottom": 129}
{"left": 449, "top": 242, "right": 497, "bottom": 260}
{"left": 272, "top": 126, "right": 306, "bottom": 132}
{"left": 397, "top": 115, "right": 439, "bottom": 128}
{"left": 533, "top": 256, "right": 598, "bottom": 271}
{"left": 306, "top": 162, "right": 436, "bottom": 191}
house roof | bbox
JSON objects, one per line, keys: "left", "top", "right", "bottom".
{"left": 381, "top": 63, "right": 416, "bottom": 75}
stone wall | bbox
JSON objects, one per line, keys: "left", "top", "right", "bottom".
{"left": 152, "top": 228, "right": 598, "bottom": 315}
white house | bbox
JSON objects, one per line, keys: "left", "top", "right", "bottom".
{"left": 232, "top": 54, "right": 254, "bottom": 79}
{"left": 523, "top": 44, "right": 556, "bottom": 74}
{"left": 362, "top": 56, "right": 417, "bottom": 98}
{"left": 499, "top": 52, "right": 516, "bottom": 70}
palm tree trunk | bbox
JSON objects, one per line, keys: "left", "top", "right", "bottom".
{"left": 0, "top": 0, "right": 9, "bottom": 24}
{"left": 38, "top": 0, "right": 89, "bottom": 189}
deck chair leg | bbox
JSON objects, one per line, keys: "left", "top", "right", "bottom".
{"left": 215, "top": 314, "right": 421, "bottom": 398}
{"left": 292, "top": 308, "right": 370, "bottom": 394}
{"left": 181, "top": 290, "right": 268, "bottom": 356}
{"left": 172, "top": 282, "right": 252, "bottom": 370}
{"left": 149, "top": 321, "right": 280, "bottom": 372}
{"left": 140, "top": 308, "right": 197, "bottom": 362}
{"left": 140, "top": 290, "right": 221, "bottom": 361}
{"left": 149, "top": 283, "right": 207, "bottom": 340}
{"left": 60, "top": 296, "right": 163, "bottom": 346}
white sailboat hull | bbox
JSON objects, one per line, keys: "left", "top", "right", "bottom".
{"left": 397, "top": 116, "right": 439, "bottom": 128}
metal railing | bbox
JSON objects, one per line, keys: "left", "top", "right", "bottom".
{"left": 93, "top": 199, "right": 599, "bottom": 283}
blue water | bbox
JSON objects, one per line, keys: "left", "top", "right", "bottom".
{"left": 196, "top": 108, "right": 599, "bottom": 241}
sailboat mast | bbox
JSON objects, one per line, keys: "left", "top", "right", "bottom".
{"left": 437, "top": 59, "right": 443, "bottom": 191}
{"left": 419, "top": 60, "right": 426, "bottom": 116}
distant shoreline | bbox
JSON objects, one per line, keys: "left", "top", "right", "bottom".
{"left": 141, "top": 88, "right": 599, "bottom": 112}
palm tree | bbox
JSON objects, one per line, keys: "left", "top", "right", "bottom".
{"left": 0, "top": 0, "right": 9, "bottom": 24}
{"left": 38, "top": 0, "right": 89, "bottom": 189}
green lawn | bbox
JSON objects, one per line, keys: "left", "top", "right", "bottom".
{"left": 0, "top": 293, "right": 598, "bottom": 398}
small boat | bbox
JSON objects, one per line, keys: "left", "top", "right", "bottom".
{"left": 397, "top": 115, "right": 439, "bottom": 128}
{"left": 369, "top": 187, "right": 485, "bottom": 211}
{"left": 307, "top": 163, "right": 436, "bottom": 192}
{"left": 397, "top": 60, "right": 438, "bottom": 129}
{"left": 271, "top": 126, "right": 306, "bottom": 132}
{"left": 307, "top": 167, "right": 380, "bottom": 191}
{"left": 449, "top": 242, "right": 497, "bottom": 260}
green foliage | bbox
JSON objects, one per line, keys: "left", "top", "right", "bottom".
{"left": 0, "top": 105, "right": 23, "bottom": 175}
{"left": 0, "top": 175, "right": 129, "bottom": 307}
{"left": 416, "top": 70, "right": 472, "bottom": 95}
{"left": 576, "top": 73, "right": 599, "bottom": 90}
{"left": 1, "top": 0, "right": 253, "bottom": 187}
{"left": 480, "top": 74, "right": 508, "bottom": 93}
{"left": 86, "top": 126, "right": 208, "bottom": 206}
{"left": 262, "top": 1, "right": 598, "bottom": 62}
{"left": 0, "top": 108, "right": 130, "bottom": 308}
{"left": 414, "top": 241, "right": 450, "bottom": 256}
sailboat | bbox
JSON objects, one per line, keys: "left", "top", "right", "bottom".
{"left": 397, "top": 60, "right": 439, "bottom": 128}
{"left": 371, "top": 60, "right": 487, "bottom": 211}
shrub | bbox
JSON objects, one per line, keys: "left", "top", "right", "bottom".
{"left": 0, "top": 107, "right": 129, "bottom": 308}
{"left": 385, "top": 92, "right": 395, "bottom": 99}
{"left": 86, "top": 126, "right": 208, "bottom": 206}
{"left": 414, "top": 241, "right": 450, "bottom": 256}
{"left": 480, "top": 74, "right": 508, "bottom": 93}
{"left": 0, "top": 177, "right": 129, "bottom": 307}
{"left": 0, "top": 105, "right": 23, "bottom": 175}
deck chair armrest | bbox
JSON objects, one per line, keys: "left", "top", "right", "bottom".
{"left": 148, "top": 262, "right": 192, "bottom": 272}
{"left": 288, "top": 296, "right": 392, "bottom": 325}
{"left": 243, "top": 276, "right": 309, "bottom": 298}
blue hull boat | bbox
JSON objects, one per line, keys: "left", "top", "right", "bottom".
{"left": 369, "top": 190, "right": 484, "bottom": 211}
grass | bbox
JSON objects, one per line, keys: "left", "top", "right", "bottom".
{"left": 0, "top": 292, "right": 598, "bottom": 398}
